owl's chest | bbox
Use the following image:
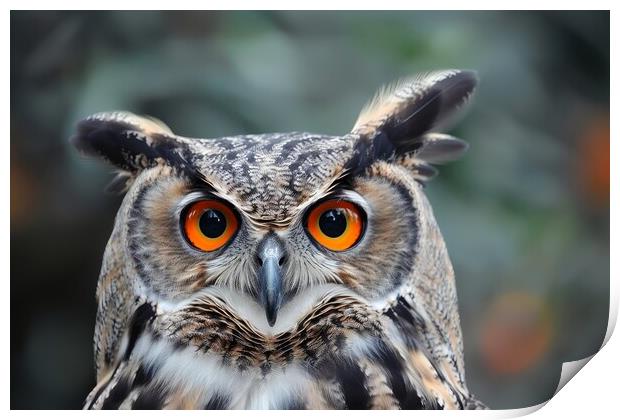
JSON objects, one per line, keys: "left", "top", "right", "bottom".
{"left": 87, "top": 324, "right": 467, "bottom": 410}
{"left": 204, "top": 363, "right": 315, "bottom": 409}
{"left": 87, "top": 293, "right": 468, "bottom": 409}
{"left": 127, "top": 334, "right": 365, "bottom": 409}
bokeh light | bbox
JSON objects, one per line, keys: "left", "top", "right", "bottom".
{"left": 480, "top": 292, "right": 553, "bottom": 375}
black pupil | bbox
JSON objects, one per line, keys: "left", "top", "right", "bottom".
{"left": 319, "top": 209, "right": 347, "bottom": 238}
{"left": 199, "top": 209, "right": 227, "bottom": 238}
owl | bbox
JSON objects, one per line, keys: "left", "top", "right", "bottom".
{"left": 72, "top": 69, "right": 485, "bottom": 409}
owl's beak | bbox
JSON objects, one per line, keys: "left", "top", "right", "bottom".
{"left": 256, "top": 234, "right": 286, "bottom": 327}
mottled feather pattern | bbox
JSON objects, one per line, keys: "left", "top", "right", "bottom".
{"left": 85, "top": 290, "right": 468, "bottom": 409}
{"left": 73, "top": 70, "right": 485, "bottom": 409}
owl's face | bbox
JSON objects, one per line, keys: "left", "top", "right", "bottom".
{"left": 74, "top": 70, "right": 477, "bottom": 380}
{"left": 116, "top": 135, "right": 420, "bottom": 324}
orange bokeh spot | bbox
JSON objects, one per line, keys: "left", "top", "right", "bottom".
{"left": 577, "top": 114, "right": 609, "bottom": 207}
{"left": 480, "top": 292, "right": 553, "bottom": 375}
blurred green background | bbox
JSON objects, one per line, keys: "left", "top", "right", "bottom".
{"left": 10, "top": 11, "right": 609, "bottom": 409}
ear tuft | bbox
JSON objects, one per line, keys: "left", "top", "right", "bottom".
{"left": 81, "top": 111, "right": 174, "bottom": 137}
{"left": 349, "top": 70, "right": 477, "bottom": 182}
{"left": 352, "top": 70, "right": 477, "bottom": 145}
{"left": 70, "top": 111, "right": 179, "bottom": 173}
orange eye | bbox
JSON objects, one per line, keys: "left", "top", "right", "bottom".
{"left": 306, "top": 199, "right": 365, "bottom": 252}
{"left": 182, "top": 199, "right": 239, "bottom": 252}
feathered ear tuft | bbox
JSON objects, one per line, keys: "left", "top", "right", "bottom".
{"left": 352, "top": 70, "right": 477, "bottom": 145}
{"left": 70, "top": 111, "right": 198, "bottom": 193}
{"left": 349, "top": 70, "right": 477, "bottom": 181}
{"left": 70, "top": 111, "right": 180, "bottom": 173}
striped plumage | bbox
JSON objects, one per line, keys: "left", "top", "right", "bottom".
{"left": 73, "top": 70, "right": 485, "bottom": 409}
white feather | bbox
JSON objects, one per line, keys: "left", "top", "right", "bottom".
{"left": 134, "top": 334, "right": 321, "bottom": 409}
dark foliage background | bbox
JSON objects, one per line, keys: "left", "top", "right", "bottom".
{"left": 11, "top": 10, "right": 609, "bottom": 409}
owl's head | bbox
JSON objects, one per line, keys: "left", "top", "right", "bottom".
{"left": 73, "top": 70, "right": 476, "bottom": 339}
